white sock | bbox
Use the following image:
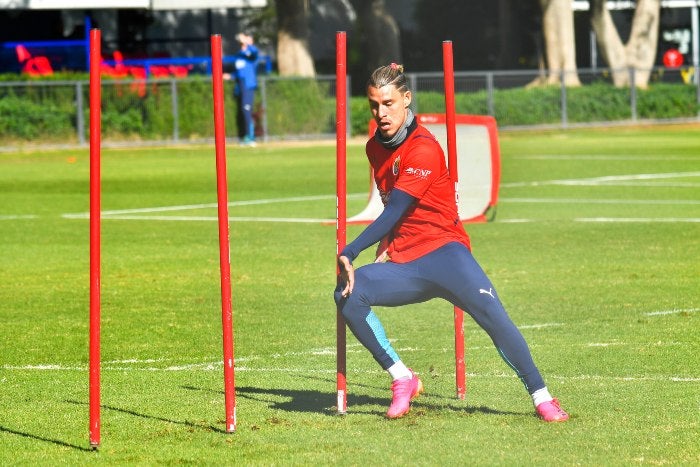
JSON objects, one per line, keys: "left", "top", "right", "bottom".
{"left": 387, "top": 361, "right": 411, "bottom": 380}
{"left": 531, "top": 387, "right": 553, "bottom": 407}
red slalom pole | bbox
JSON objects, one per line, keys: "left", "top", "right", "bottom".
{"left": 335, "top": 31, "right": 348, "bottom": 415}
{"left": 210, "top": 34, "right": 236, "bottom": 432}
{"left": 88, "top": 28, "right": 102, "bottom": 449}
{"left": 443, "top": 40, "right": 467, "bottom": 400}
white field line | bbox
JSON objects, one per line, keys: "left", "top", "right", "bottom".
{"left": 498, "top": 217, "right": 700, "bottom": 223}
{"left": 104, "top": 214, "right": 700, "bottom": 224}
{"left": 103, "top": 358, "right": 167, "bottom": 364}
{"left": 645, "top": 307, "right": 699, "bottom": 316}
{"left": 0, "top": 215, "right": 37, "bottom": 220}
{"left": 549, "top": 374, "right": 700, "bottom": 382}
{"left": 62, "top": 203, "right": 217, "bottom": 219}
{"left": 269, "top": 343, "right": 365, "bottom": 359}
{"left": 3, "top": 363, "right": 698, "bottom": 383}
{"left": 236, "top": 368, "right": 700, "bottom": 383}
{"left": 514, "top": 155, "right": 699, "bottom": 161}
{"left": 576, "top": 217, "right": 700, "bottom": 223}
{"left": 518, "top": 322, "right": 564, "bottom": 329}
{"left": 4, "top": 309, "right": 695, "bottom": 381}
{"left": 502, "top": 171, "right": 700, "bottom": 188}
{"left": 502, "top": 197, "right": 700, "bottom": 205}
{"left": 4, "top": 309, "right": 689, "bottom": 372}
{"left": 95, "top": 215, "right": 334, "bottom": 223}
{"left": 53, "top": 171, "right": 697, "bottom": 222}
{"left": 68, "top": 194, "right": 335, "bottom": 217}
{"left": 61, "top": 193, "right": 367, "bottom": 221}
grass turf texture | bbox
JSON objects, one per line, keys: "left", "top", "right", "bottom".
{"left": 1, "top": 124, "right": 698, "bottom": 464}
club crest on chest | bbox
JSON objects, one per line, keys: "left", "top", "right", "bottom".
{"left": 392, "top": 155, "right": 401, "bottom": 176}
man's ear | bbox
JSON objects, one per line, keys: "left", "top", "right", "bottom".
{"left": 403, "top": 90, "right": 412, "bottom": 108}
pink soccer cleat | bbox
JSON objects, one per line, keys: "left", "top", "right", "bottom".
{"left": 386, "top": 369, "right": 424, "bottom": 419}
{"left": 536, "top": 398, "right": 569, "bottom": 422}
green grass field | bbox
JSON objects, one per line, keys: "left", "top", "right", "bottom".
{"left": 1, "top": 124, "right": 698, "bottom": 465}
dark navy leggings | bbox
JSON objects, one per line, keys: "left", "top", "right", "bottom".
{"left": 334, "top": 242, "right": 546, "bottom": 394}
{"left": 236, "top": 86, "right": 255, "bottom": 140}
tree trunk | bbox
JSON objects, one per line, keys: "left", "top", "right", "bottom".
{"left": 626, "top": 0, "right": 661, "bottom": 88}
{"left": 276, "top": 0, "right": 316, "bottom": 77}
{"left": 355, "top": 0, "right": 401, "bottom": 74}
{"left": 539, "top": 0, "right": 581, "bottom": 86}
{"left": 591, "top": 0, "right": 629, "bottom": 86}
{"left": 591, "top": 0, "right": 660, "bottom": 88}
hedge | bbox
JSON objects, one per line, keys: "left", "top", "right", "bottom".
{"left": 406, "top": 82, "right": 699, "bottom": 127}
{"left": 0, "top": 73, "right": 341, "bottom": 143}
{"left": 0, "top": 72, "right": 697, "bottom": 145}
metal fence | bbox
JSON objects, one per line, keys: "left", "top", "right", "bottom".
{"left": 0, "top": 66, "right": 698, "bottom": 149}
{"left": 409, "top": 67, "right": 700, "bottom": 129}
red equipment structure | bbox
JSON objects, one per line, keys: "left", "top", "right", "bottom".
{"left": 88, "top": 28, "right": 102, "bottom": 449}
{"left": 87, "top": 31, "right": 237, "bottom": 448}
{"left": 442, "top": 40, "right": 467, "bottom": 400}
{"left": 335, "top": 30, "right": 348, "bottom": 415}
{"left": 15, "top": 44, "right": 54, "bottom": 76}
{"left": 335, "top": 37, "right": 472, "bottom": 411}
{"left": 210, "top": 34, "right": 237, "bottom": 433}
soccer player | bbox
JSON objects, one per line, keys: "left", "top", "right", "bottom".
{"left": 334, "top": 63, "right": 569, "bottom": 422}
{"left": 232, "top": 32, "right": 258, "bottom": 146}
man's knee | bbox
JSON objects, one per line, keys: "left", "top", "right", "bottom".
{"left": 334, "top": 290, "right": 368, "bottom": 323}
{"left": 333, "top": 288, "right": 344, "bottom": 306}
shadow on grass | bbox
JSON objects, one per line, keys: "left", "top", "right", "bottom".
{"left": 183, "top": 378, "right": 526, "bottom": 418}
{"left": 0, "top": 397, "right": 523, "bottom": 454}
{"left": 0, "top": 425, "right": 94, "bottom": 452}
{"left": 64, "top": 400, "right": 229, "bottom": 434}
{"left": 182, "top": 384, "right": 355, "bottom": 414}
{"left": 298, "top": 374, "right": 528, "bottom": 417}
{"left": 240, "top": 385, "right": 388, "bottom": 415}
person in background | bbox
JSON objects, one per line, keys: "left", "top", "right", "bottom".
{"left": 229, "top": 32, "right": 258, "bottom": 146}
{"left": 334, "top": 63, "right": 569, "bottom": 422}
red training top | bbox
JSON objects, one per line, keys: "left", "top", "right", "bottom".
{"left": 366, "top": 123, "right": 471, "bottom": 263}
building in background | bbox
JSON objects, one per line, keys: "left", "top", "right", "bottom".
{"left": 0, "top": 0, "right": 697, "bottom": 78}
{"left": 0, "top": 1, "right": 267, "bottom": 73}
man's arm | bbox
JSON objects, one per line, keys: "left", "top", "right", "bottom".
{"left": 337, "top": 188, "right": 415, "bottom": 297}
{"left": 340, "top": 188, "right": 415, "bottom": 262}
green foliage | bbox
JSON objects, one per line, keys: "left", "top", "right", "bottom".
{"left": 169, "top": 78, "right": 217, "bottom": 139}
{"left": 411, "top": 82, "right": 699, "bottom": 127}
{"left": 0, "top": 94, "right": 73, "bottom": 140}
{"left": 97, "top": 78, "right": 220, "bottom": 140}
{"left": 567, "top": 82, "right": 632, "bottom": 122}
{"left": 265, "top": 78, "right": 335, "bottom": 136}
{"left": 0, "top": 79, "right": 79, "bottom": 143}
{"left": 350, "top": 95, "right": 371, "bottom": 136}
{"left": 637, "top": 82, "right": 700, "bottom": 118}
{"left": 0, "top": 72, "right": 698, "bottom": 144}
{"left": 0, "top": 71, "right": 88, "bottom": 83}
